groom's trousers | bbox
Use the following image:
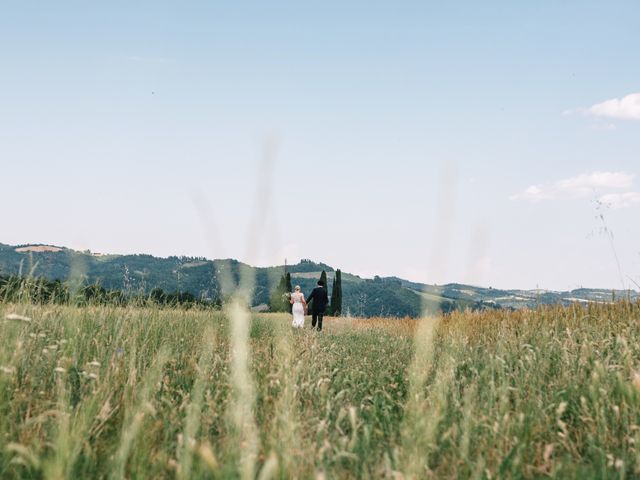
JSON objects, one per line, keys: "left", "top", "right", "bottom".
{"left": 311, "top": 312, "right": 324, "bottom": 331}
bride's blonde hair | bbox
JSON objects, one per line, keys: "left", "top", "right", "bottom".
{"left": 294, "top": 285, "right": 301, "bottom": 291}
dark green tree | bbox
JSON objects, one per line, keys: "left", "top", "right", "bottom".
{"left": 177, "top": 291, "right": 195, "bottom": 305}
{"left": 330, "top": 269, "right": 342, "bottom": 316}
{"left": 269, "top": 275, "right": 289, "bottom": 312}
{"left": 80, "top": 283, "right": 107, "bottom": 305}
{"left": 150, "top": 287, "right": 166, "bottom": 305}
{"left": 285, "top": 272, "right": 293, "bottom": 313}
{"left": 328, "top": 277, "right": 335, "bottom": 315}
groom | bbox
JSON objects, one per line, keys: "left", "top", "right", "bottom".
{"left": 306, "top": 280, "right": 329, "bottom": 331}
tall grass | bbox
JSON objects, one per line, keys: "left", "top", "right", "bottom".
{"left": 2, "top": 301, "right": 640, "bottom": 478}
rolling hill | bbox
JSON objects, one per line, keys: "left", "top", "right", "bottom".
{"left": 0, "top": 242, "right": 636, "bottom": 316}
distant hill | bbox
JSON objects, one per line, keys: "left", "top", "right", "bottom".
{"left": 0, "top": 242, "right": 637, "bottom": 317}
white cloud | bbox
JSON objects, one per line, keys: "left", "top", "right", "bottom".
{"left": 598, "top": 192, "right": 640, "bottom": 209}
{"left": 511, "top": 171, "right": 634, "bottom": 202}
{"left": 587, "top": 93, "right": 640, "bottom": 121}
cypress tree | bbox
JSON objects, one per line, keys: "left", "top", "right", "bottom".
{"left": 329, "top": 274, "right": 337, "bottom": 316}
{"left": 331, "top": 269, "right": 342, "bottom": 316}
{"left": 285, "top": 272, "right": 292, "bottom": 313}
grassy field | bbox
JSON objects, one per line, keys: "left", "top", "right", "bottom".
{"left": 2, "top": 301, "right": 640, "bottom": 479}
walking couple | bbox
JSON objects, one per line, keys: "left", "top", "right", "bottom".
{"left": 289, "top": 280, "right": 329, "bottom": 331}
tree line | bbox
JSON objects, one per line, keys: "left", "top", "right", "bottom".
{"left": 0, "top": 273, "right": 221, "bottom": 309}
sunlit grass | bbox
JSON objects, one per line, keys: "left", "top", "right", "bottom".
{"left": 1, "top": 301, "right": 640, "bottom": 478}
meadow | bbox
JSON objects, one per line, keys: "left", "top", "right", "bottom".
{"left": 2, "top": 300, "right": 640, "bottom": 479}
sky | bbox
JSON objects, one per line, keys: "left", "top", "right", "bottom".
{"left": 1, "top": 1, "right": 639, "bottom": 291}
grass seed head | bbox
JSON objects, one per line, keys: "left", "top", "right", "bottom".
{"left": 5, "top": 313, "right": 31, "bottom": 323}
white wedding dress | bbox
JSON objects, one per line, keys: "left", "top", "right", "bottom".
{"left": 291, "top": 292, "right": 305, "bottom": 328}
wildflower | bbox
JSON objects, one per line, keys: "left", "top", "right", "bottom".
{"left": 54, "top": 367, "right": 66, "bottom": 374}
{"left": 87, "top": 373, "right": 98, "bottom": 380}
{"left": 5, "top": 313, "right": 31, "bottom": 323}
{"left": 1, "top": 366, "right": 16, "bottom": 374}
{"left": 87, "top": 361, "right": 101, "bottom": 367}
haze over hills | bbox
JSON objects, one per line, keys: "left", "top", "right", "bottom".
{"left": 0, "top": 242, "right": 637, "bottom": 317}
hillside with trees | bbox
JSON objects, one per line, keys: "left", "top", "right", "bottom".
{"left": 1, "top": 243, "right": 635, "bottom": 316}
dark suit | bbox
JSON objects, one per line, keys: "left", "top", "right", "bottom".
{"left": 307, "top": 285, "right": 329, "bottom": 331}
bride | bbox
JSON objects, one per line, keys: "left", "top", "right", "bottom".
{"left": 289, "top": 285, "right": 307, "bottom": 328}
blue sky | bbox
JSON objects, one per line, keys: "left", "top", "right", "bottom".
{"left": 1, "top": 1, "right": 639, "bottom": 290}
